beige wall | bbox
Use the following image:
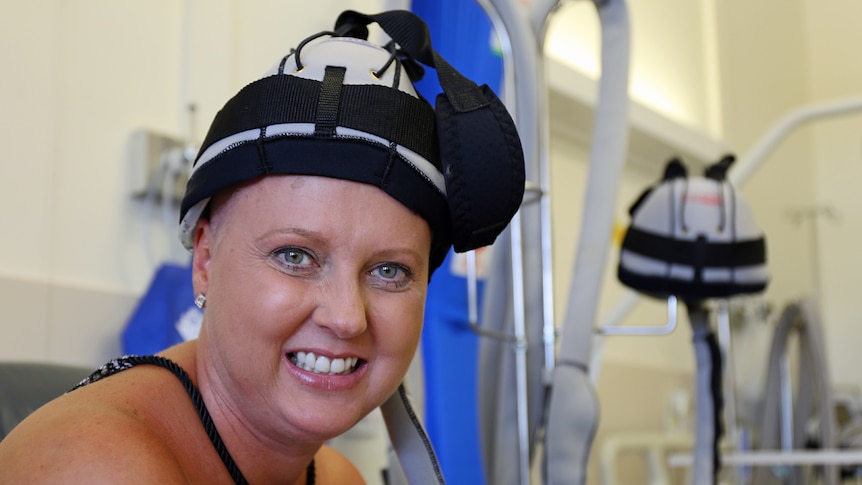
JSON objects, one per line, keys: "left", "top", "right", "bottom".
{"left": 589, "top": 361, "right": 695, "bottom": 485}
{"left": 712, "top": 0, "right": 862, "bottom": 398}
{"left": 547, "top": 0, "right": 722, "bottom": 137}
{"left": 0, "top": 0, "right": 389, "bottom": 366}
{"left": 0, "top": 275, "right": 135, "bottom": 367}
{"left": 801, "top": 0, "right": 862, "bottom": 393}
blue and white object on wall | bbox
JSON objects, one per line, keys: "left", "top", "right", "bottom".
{"left": 122, "top": 262, "right": 200, "bottom": 355}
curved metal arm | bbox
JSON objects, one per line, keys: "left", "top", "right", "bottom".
{"left": 464, "top": 182, "right": 545, "bottom": 343}
{"left": 465, "top": 249, "right": 520, "bottom": 342}
{"left": 596, "top": 295, "right": 679, "bottom": 335}
{"left": 730, "top": 95, "right": 862, "bottom": 185}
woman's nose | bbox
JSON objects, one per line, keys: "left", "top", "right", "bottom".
{"left": 312, "top": 277, "right": 368, "bottom": 338}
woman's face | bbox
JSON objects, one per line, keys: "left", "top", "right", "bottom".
{"left": 193, "top": 175, "right": 431, "bottom": 442}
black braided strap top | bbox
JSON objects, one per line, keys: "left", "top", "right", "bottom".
{"left": 74, "top": 355, "right": 315, "bottom": 485}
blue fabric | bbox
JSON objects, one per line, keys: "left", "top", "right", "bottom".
{"left": 421, "top": 252, "right": 488, "bottom": 485}
{"left": 122, "top": 263, "right": 196, "bottom": 355}
{"left": 412, "top": 2, "right": 502, "bottom": 483}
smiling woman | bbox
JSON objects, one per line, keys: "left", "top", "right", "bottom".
{"left": 0, "top": 8, "right": 524, "bottom": 485}
{"left": 195, "top": 176, "right": 431, "bottom": 441}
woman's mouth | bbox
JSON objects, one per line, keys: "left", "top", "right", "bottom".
{"left": 288, "top": 351, "right": 362, "bottom": 375}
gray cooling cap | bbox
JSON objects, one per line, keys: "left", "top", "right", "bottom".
{"left": 179, "top": 36, "right": 453, "bottom": 270}
{"left": 179, "top": 10, "right": 526, "bottom": 275}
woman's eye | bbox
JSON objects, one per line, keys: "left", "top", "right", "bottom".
{"left": 371, "top": 263, "right": 412, "bottom": 288}
{"left": 274, "top": 247, "right": 313, "bottom": 267}
{"left": 377, "top": 264, "right": 401, "bottom": 279}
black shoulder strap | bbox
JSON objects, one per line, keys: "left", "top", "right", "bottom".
{"left": 74, "top": 355, "right": 251, "bottom": 484}
{"left": 77, "top": 356, "right": 319, "bottom": 484}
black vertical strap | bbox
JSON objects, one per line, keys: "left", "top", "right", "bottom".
{"left": 706, "top": 332, "right": 725, "bottom": 482}
{"left": 693, "top": 234, "right": 707, "bottom": 285}
{"left": 727, "top": 183, "right": 739, "bottom": 287}
{"left": 716, "top": 182, "right": 727, "bottom": 233}
{"left": 257, "top": 126, "right": 272, "bottom": 174}
{"left": 314, "top": 66, "right": 347, "bottom": 137}
{"left": 667, "top": 179, "right": 676, "bottom": 281}
{"left": 679, "top": 178, "right": 690, "bottom": 233}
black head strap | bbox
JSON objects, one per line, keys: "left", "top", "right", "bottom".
{"left": 335, "top": 10, "right": 525, "bottom": 252}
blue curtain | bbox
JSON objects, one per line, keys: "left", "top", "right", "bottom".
{"left": 411, "top": 2, "right": 503, "bottom": 484}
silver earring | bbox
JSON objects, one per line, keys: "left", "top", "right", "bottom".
{"left": 194, "top": 293, "right": 207, "bottom": 309}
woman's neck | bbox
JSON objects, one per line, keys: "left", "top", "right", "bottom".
{"left": 177, "top": 338, "right": 321, "bottom": 485}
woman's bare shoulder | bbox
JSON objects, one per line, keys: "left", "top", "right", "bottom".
{"left": 0, "top": 357, "right": 206, "bottom": 484}
{"left": 0, "top": 389, "right": 190, "bottom": 483}
{"left": 314, "top": 445, "right": 366, "bottom": 484}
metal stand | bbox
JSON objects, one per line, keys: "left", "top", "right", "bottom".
{"left": 472, "top": 1, "right": 632, "bottom": 483}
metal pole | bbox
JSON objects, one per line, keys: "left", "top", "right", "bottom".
{"left": 509, "top": 212, "right": 531, "bottom": 485}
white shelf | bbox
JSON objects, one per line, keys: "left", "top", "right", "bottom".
{"left": 546, "top": 57, "right": 729, "bottom": 172}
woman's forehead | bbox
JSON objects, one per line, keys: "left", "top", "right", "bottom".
{"left": 213, "top": 175, "right": 430, "bottom": 236}
{"left": 217, "top": 175, "right": 384, "bottom": 207}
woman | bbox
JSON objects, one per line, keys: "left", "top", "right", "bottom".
{"left": 0, "top": 10, "right": 524, "bottom": 484}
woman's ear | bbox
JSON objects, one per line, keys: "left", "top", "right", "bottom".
{"left": 192, "top": 220, "right": 214, "bottom": 296}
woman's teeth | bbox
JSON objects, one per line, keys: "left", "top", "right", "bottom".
{"left": 290, "top": 351, "right": 360, "bottom": 375}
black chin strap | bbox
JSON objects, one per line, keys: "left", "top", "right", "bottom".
{"left": 381, "top": 382, "right": 446, "bottom": 484}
